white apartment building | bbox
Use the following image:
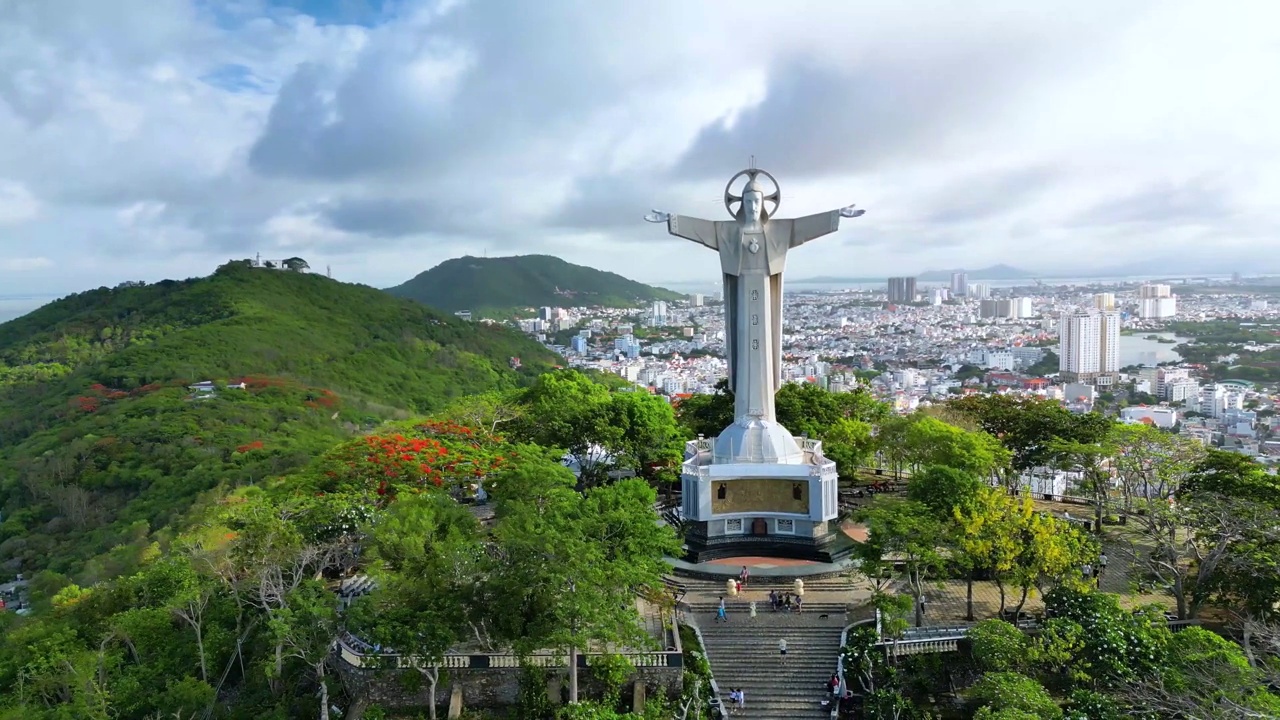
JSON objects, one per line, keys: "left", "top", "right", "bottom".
{"left": 1138, "top": 366, "right": 1196, "bottom": 401}
{"left": 1059, "top": 310, "right": 1120, "bottom": 384}
{"left": 1120, "top": 405, "right": 1178, "bottom": 429}
{"left": 1138, "top": 284, "right": 1177, "bottom": 319}
{"left": 1167, "top": 379, "right": 1200, "bottom": 403}
{"left": 1139, "top": 297, "right": 1177, "bottom": 319}
{"left": 987, "top": 350, "right": 1016, "bottom": 371}
{"left": 1093, "top": 293, "right": 1116, "bottom": 311}
{"left": 650, "top": 301, "right": 669, "bottom": 326}
{"left": 1012, "top": 346, "right": 1047, "bottom": 365}
{"left": 1200, "top": 384, "right": 1245, "bottom": 419}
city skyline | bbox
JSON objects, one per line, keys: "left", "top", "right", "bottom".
{"left": 3, "top": 1, "right": 1280, "bottom": 298}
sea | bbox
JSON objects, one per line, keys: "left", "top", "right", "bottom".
{"left": 0, "top": 294, "right": 58, "bottom": 324}
{"left": 658, "top": 274, "right": 1240, "bottom": 295}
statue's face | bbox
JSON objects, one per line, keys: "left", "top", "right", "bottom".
{"left": 742, "top": 191, "right": 763, "bottom": 221}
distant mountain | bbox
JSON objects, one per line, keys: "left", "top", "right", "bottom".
{"left": 918, "top": 264, "right": 1035, "bottom": 281}
{"left": 386, "top": 254, "right": 686, "bottom": 312}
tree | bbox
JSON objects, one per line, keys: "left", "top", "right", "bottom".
{"left": 222, "top": 492, "right": 353, "bottom": 695}
{"left": 966, "top": 619, "right": 1030, "bottom": 674}
{"left": 856, "top": 499, "right": 947, "bottom": 626}
{"left": 606, "top": 390, "right": 683, "bottom": 485}
{"left": 1125, "top": 492, "right": 1280, "bottom": 619}
{"left": 1120, "top": 626, "right": 1280, "bottom": 719}
{"left": 953, "top": 486, "right": 1023, "bottom": 620}
{"left": 876, "top": 415, "right": 915, "bottom": 479}
{"left": 902, "top": 416, "right": 1008, "bottom": 478}
{"left": 673, "top": 378, "right": 733, "bottom": 438}
{"left": 268, "top": 580, "right": 340, "bottom": 720}
{"left": 823, "top": 417, "right": 876, "bottom": 479}
{"left": 1111, "top": 423, "right": 1204, "bottom": 516}
{"left": 281, "top": 257, "right": 310, "bottom": 272}
{"left": 1184, "top": 449, "right": 1280, "bottom": 504}
{"left": 436, "top": 390, "right": 526, "bottom": 438}
{"left": 907, "top": 465, "right": 984, "bottom": 519}
{"left": 1040, "top": 586, "right": 1170, "bottom": 688}
{"left": 1048, "top": 436, "right": 1115, "bottom": 536}
{"left": 951, "top": 396, "right": 1111, "bottom": 490}
{"left": 515, "top": 370, "right": 681, "bottom": 489}
{"left": 353, "top": 493, "right": 484, "bottom": 719}
{"left": 483, "top": 459, "right": 675, "bottom": 704}
{"left": 967, "top": 671, "right": 1062, "bottom": 720}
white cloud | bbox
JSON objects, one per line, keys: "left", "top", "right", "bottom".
{"left": 0, "top": 180, "right": 40, "bottom": 224}
{"left": 0, "top": 257, "right": 53, "bottom": 271}
{"left": 1, "top": 0, "right": 1279, "bottom": 297}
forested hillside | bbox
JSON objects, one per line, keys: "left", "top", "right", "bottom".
{"left": 0, "top": 261, "right": 557, "bottom": 581}
{"left": 385, "top": 254, "right": 685, "bottom": 312}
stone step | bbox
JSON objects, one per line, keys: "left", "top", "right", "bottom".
{"left": 711, "top": 691, "right": 839, "bottom": 712}
{"left": 691, "top": 599, "right": 849, "bottom": 609}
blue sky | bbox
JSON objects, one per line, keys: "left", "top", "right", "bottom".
{"left": 1, "top": 0, "right": 1278, "bottom": 300}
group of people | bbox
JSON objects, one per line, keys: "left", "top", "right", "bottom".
{"left": 1082, "top": 553, "right": 1109, "bottom": 587}
{"left": 724, "top": 687, "right": 746, "bottom": 714}
{"left": 848, "top": 480, "right": 895, "bottom": 498}
{"left": 769, "top": 589, "right": 802, "bottom": 612}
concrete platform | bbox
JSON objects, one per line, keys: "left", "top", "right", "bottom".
{"left": 668, "top": 554, "right": 859, "bottom": 581}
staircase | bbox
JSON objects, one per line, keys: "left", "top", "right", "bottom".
{"left": 683, "top": 578, "right": 851, "bottom": 719}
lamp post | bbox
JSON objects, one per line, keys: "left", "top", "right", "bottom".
{"left": 567, "top": 578, "right": 580, "bottom": 704}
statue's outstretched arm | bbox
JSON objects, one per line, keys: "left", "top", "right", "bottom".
{"left": 647, "top": 212, "right": 718, "bottom": 250}
{"left": 790, "top": 206, "right": 865, "bottom": 248}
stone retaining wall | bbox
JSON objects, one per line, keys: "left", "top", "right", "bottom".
{"left": 335, "top": 657, "right": 682, "bottom": 713}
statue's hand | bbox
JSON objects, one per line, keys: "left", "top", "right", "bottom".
{"left": 644, "top": 209, "right": 673, "bottom": 223}
{"left": 839, "top": 204, "right": 866, "bottom": 218}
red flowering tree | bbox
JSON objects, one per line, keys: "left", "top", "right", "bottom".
{"left": 315, "top": 419, "right": 514, "bottom": 502}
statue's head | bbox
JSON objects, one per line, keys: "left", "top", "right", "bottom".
{"left": 742, "top": 177, "right": 765, "bottom": 222}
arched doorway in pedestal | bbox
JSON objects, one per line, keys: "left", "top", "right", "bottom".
{"left": 752, "top": 518, "right": 768, "bottom": 535}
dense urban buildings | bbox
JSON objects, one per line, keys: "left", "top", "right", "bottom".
{"left": 512, "top": 275, "right": 1278, "bottom": 467}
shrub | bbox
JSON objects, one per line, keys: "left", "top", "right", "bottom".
{"left": 967, "top": 619, "right": 1029, "bottom": 673}
{"left": 967, "top": 671, "right": 1062, "bottom": 720}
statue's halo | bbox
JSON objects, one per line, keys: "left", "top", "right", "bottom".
{"left": 724, "top": 168, "right": 781, "bottom": 220}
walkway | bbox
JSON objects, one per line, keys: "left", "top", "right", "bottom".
{"left": 681, "top": 576, "right": 869, "bottom": 719}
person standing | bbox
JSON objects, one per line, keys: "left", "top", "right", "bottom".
{"left": 716, "top": 596, "right": 728, "bottom": 623}
{"left": 740, "top": 565, "right": 750, "bottom": 586}
{"left": 778, "top": 637, "right": 788, "bottom": 665}
{"left": 1098, "top": 553, "right": 1109, "bottom": 578}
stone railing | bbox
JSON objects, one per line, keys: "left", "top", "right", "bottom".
{"left": 680, "top": 462, "right": 831, "bottom": 479}
{"left": 336, "top": 633, "right": 683, "bottom": 671}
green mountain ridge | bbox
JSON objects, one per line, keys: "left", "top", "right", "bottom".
{"left": 385, "top": 254, "right": 686, "bottom": 312}
{"left": 0, "top": 261, "right": 558, "bottom": 580}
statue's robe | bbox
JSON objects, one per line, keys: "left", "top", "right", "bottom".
{"left": 668, "top": 211, "right": 842, "bottom": 423}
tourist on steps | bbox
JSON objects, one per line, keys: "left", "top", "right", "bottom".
{"left": 778, "top": 637, "right": 788, "bottom": 665}
{"left": 716, "top": 596, "right": 728, "bottom": 623}
{"left": 739, "top": 565, "right": 750, "bottom": 586}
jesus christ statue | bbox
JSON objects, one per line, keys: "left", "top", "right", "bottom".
{"left": 646, "top": 169, "right": 864, "bottom": 426}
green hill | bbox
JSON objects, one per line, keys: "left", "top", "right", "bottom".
{"left": 0, "top": 261, "right": 557, "bottom": 581}
{"left": 385, "top": 254, "right": 685, "bottom": 312}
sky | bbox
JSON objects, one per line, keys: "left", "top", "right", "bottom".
{"left": 2, "top": 0, "right": 1279, "bottom": 301}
